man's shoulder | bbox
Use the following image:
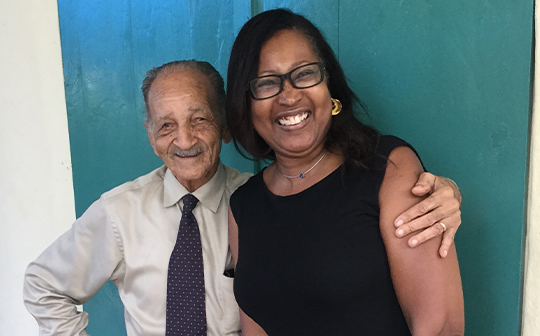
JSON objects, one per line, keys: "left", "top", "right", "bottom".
{"left": 101, "top": 165, "right": 167, "bottom": 201}
{"left": 222, "top": 164, "right": 253, "bottom": 194}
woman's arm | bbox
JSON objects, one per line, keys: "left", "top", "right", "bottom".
{"left": 228, "top": 208, "right": 268, "bottom": 336}
{"left": 379, "top": 147, "right": 464, "bottom": 336}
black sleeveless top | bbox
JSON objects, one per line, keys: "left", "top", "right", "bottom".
{"left": 230, "top": 136, "right": 417, "bottom": 336}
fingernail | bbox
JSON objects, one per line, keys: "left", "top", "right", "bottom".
{"left": 395, "top": 219, "right": 404, "bottom": 227}
{"left": 397, "top": 229, "right": 404, "bottom": 237}
{"left": 410, "top": 239, "right": 418, "bottom": 247}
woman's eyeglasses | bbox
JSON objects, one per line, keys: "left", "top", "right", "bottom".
{"left": 248, "top": 62, "right": 325, "bottom": 100}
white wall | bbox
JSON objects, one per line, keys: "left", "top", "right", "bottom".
{"left": 522, "top": 2, "right": 540, "bottom": 335}
{"left": 0, "top": 0, "right": 75, "bottom": 334}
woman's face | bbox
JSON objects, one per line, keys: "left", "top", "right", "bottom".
{"left": 250, "top": 29, "right": 333, "bottom": 159}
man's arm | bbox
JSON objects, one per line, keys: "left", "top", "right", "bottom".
{"left": 24, "top": 199, "right": 124, "bottom": 335}
{"left": 394, "top": 172, "right": 462, "bottom": 258}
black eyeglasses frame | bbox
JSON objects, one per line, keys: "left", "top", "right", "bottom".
{"left": 248, "top": 62, "right": 326, "bottom": 100}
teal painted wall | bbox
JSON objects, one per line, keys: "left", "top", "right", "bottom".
{"left": 58, "top": 0, "right": 532, "bottom": 335}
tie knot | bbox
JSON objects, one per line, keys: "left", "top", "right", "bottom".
{"left": 181, "top": 194, "right": 198, "bottom": 214}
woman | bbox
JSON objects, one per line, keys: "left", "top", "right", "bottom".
{"left": 226, "top": 8, "right": 464, "bottom": 336}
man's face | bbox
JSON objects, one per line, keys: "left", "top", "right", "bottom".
{"left": 145, "top": 68, "right": 223, "bottom": 192}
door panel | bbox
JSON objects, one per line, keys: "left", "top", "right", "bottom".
{"left": 339, "top": 1, "right": 532, "bottom": 335}
{"left": 58, "top": 1, "right": 254, "bottom": 334}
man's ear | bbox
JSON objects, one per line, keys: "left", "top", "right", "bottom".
{"left": 221, "top": 126, "right": 232, "bottom": 144}
{"left": 144, "top": 121, "right": 159, "bottom": 156}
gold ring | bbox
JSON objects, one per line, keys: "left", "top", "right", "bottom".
{"left": 440, "top": 222, "right": 447, "bottom": 232}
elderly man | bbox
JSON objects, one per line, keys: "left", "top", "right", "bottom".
{"left": 24, "top": 60, "right": 461, "bottom": 335}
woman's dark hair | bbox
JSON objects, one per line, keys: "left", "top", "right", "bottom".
{"left": 226, "top": 8, "right": 379, "bottom": 170}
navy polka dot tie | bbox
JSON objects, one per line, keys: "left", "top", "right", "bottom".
{"left": 166, "top": 194, "right": 207, "bottom": 335}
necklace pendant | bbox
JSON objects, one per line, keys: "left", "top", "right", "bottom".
{"left": 278, "top": 151, "right": 327, "bottom": 180}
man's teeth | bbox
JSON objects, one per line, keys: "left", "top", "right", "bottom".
{"left": 278, "top": 112, "right": 308, "bottom": 126}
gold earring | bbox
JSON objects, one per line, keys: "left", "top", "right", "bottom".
{"left": 331, "top": 98, "right": 342, "bottom": 116}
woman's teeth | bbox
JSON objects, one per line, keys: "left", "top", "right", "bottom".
{"left": 278, "top": 112, "right": 308, "bottom": 126}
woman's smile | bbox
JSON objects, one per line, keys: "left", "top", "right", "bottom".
{"left": 277, "top": 111, "right": 310, "bottom": 126}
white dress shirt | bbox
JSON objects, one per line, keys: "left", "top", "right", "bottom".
{"left": 24, "top": 163, "right": 252, "bottom": 336}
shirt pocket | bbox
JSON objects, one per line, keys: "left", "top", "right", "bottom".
{"left": 219, "top": 275, "right": 241, "bottom": 335}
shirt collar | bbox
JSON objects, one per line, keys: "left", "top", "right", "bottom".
{"left": 163, "top": 162, "right": 226, "bottom": 213}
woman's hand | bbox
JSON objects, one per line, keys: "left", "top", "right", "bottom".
{"left": 393, "top": 172, "right": 462, "bottom": 258}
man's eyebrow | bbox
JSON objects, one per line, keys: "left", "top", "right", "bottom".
{"left": 188, "top": 105, "right": 216, "bottom": 119}
{"left": 188, "top": 106, "right": 206, "bottom": 113}
{"left": 153, "top": 112, "right": 173, "bottom": 122}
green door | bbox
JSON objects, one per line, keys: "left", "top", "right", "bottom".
{"left": 58, "top": 1, "right": 532, "bottom": 335}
